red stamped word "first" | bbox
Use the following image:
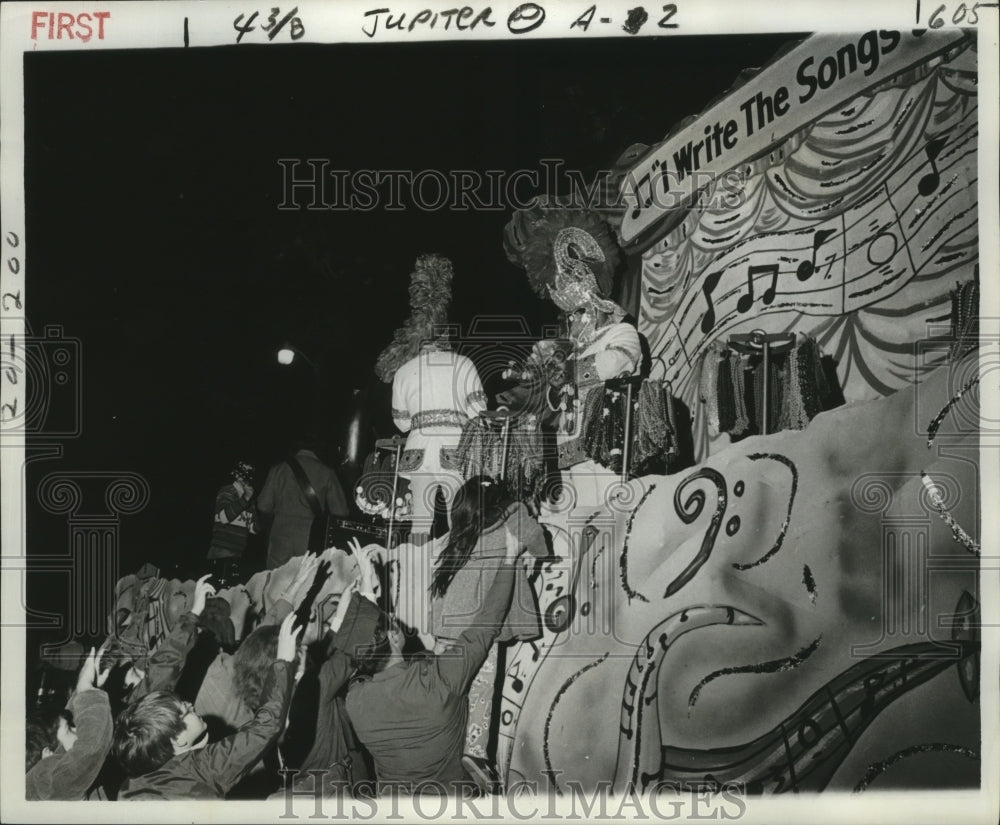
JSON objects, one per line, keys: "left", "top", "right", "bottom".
{"left": 31, "top": 11, "right": 110, "bottom": 41}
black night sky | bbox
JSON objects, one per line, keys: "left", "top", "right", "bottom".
{"left": 24, "top": 34, "right": 798, "bottom": 633}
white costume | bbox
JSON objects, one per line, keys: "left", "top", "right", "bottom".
{"left": 392, "top": 345, "right": 487, "bottom": 532}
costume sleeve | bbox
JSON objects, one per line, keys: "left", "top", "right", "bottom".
{"left": 216, "top": 485, "right": 250, "bottom": 523}
{"left": 135, "top": 612, "right": 200, "bottom": 699}
{"left": 391, "top": 370, "right": 412, "bottom": 433}
{"left": 25, "top": 690, "right": 113, "bottom": 801}
{"left": 256, "top": 466, "right": 278, "bottom": 515}
{"left": 436, "top": 561, "right": 516, "bottom": 695}
{"left": 189, "top": 660, "right": 295, "bottom": 795}
{"left": 593, "top": 323, "right": 641, "bottom": 381}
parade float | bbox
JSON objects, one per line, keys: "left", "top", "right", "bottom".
{"left": 109, "top": 29, "right": 982, "bottom": 794}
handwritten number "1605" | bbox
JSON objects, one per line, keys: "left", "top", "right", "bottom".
{"left": 234, "top": 7, "right": 304, "bottom": 43}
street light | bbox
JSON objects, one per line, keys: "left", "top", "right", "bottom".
{"left": 276, "top": 343, "right": 317, "bottom": 371}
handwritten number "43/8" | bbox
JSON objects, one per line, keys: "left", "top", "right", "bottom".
{"left": 234, "top": 7, "right": 305, "bottom": 43}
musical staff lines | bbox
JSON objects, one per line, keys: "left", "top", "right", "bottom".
{"left": 645, "top": 107, "right": 978, "bottom": 394}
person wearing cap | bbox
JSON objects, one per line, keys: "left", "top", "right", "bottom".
{"left": 208, "top": 461, "right": 259, "bottom": 583}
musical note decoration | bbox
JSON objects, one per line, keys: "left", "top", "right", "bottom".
{"left": 736, "top": 264, "right": 780, "bottom": 313}
{"left": 638, "top": 47, "right": 979, "bottom": 459}
{"left": 918, "top": 137, "right": 948, "bottom": 198}
{"left": 797, "top": 228, "right": 838, "bottom": 281}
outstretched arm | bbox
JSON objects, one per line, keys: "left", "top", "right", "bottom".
{"left": 263, "top": 553, "right": 322, "bottom": 626}
{"left": 436, "top": 527, "right": 521, "bottom": 695}
{"left": 190, "top": 612, "right": 300, "bottom": 794}
{"left": 26, "top": 648, "right": 114, "bottom": 801}
{"left": 135, "top": 575, "right": 215, "bottom": 699}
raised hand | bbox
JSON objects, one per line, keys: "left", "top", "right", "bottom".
{"left": 191, "top": 573, "right": 217, "bottom": 617}
{"left": 346, "top": 537, "right": 385, "bottom": 563}
{"left": 276, "top": 612, "right": 303, "bottom": 663}
{"left": 353, "top": 542, "right": 383, "bottom": 603}
{"left": 328, "top": 581, "right": 359, "bottom": 634}
{"left": 291, "top": 552, "right": 322, "bottom": 601}
{"left": 94, "top": 639, "right": 113, "bottom": 687}
{"left": 76, "top": 646, "right": 111, "bottom": 693}
{"left": 293, "top": 643, "right": 308, "bottom": 684}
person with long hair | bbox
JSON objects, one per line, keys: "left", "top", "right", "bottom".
{"left": 346, "top": 519, "right": 531, "bottom": 794}
{"left": 428, "top": 475, "right": 548, "bottom": 773}
{"left": 194, "top": 553, "right": 320, "bottom": 736}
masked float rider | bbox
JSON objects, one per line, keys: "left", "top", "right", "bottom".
{"left": 374, "top": 254, "right": 487, "bottom": 539}
{"left": 505, "top": 204, "right": 641, "bottom": 512}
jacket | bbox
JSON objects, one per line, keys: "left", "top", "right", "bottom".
{"left": 131, "top": 610, "right": 201, "bottom": 703}
{"left": 258, "top": 449, "right": 348, "bottom": 567}
{"left": 25, "top": 689, "right": 113, "bottom": 801}
{"left": 120, "top": 660, "right": 295, "bottom": 799}
{"left": 194, "top": 597, "right": 295, "bottom": 732}
{"left": 431, "top": 502, "right": 547, "bottom": 643}
{"left": 346, "top": 563, "right": 516, "bottom": 792}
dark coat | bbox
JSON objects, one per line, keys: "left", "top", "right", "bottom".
{"left": 26, "top": 690, "right": 113, "bottom": 801}
{"left": 258, "top": 449, "right": 348, "bottom": 568}
{"left": 346, "top": 563, "right": 516, "bottom": 792}
{"left": 120, "top": 661, "right": 294, "bottom": 800}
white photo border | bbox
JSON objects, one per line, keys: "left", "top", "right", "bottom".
{"left": 1, "top": 1, "right": 997, "bottom": 823}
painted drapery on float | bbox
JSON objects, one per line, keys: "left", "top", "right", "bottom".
{"left": 629, "top": 34, "right": 977, "bottom": 460}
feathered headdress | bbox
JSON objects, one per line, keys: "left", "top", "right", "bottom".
{"left": 503, "top": 197, "right": 624, "bottom": 317}
{"left": 375, "top": 254, "right": 454, "bottom": 383}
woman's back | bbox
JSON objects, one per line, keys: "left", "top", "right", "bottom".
{"left": 430, "top": 501, "right": 547, "bottom": 642}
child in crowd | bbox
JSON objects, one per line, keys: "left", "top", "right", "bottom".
{"left": 26, "top": 647, "right": 113, "bottom": 801}
{"left": 114, "top": 611, "right": 302, "bottom": 799}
